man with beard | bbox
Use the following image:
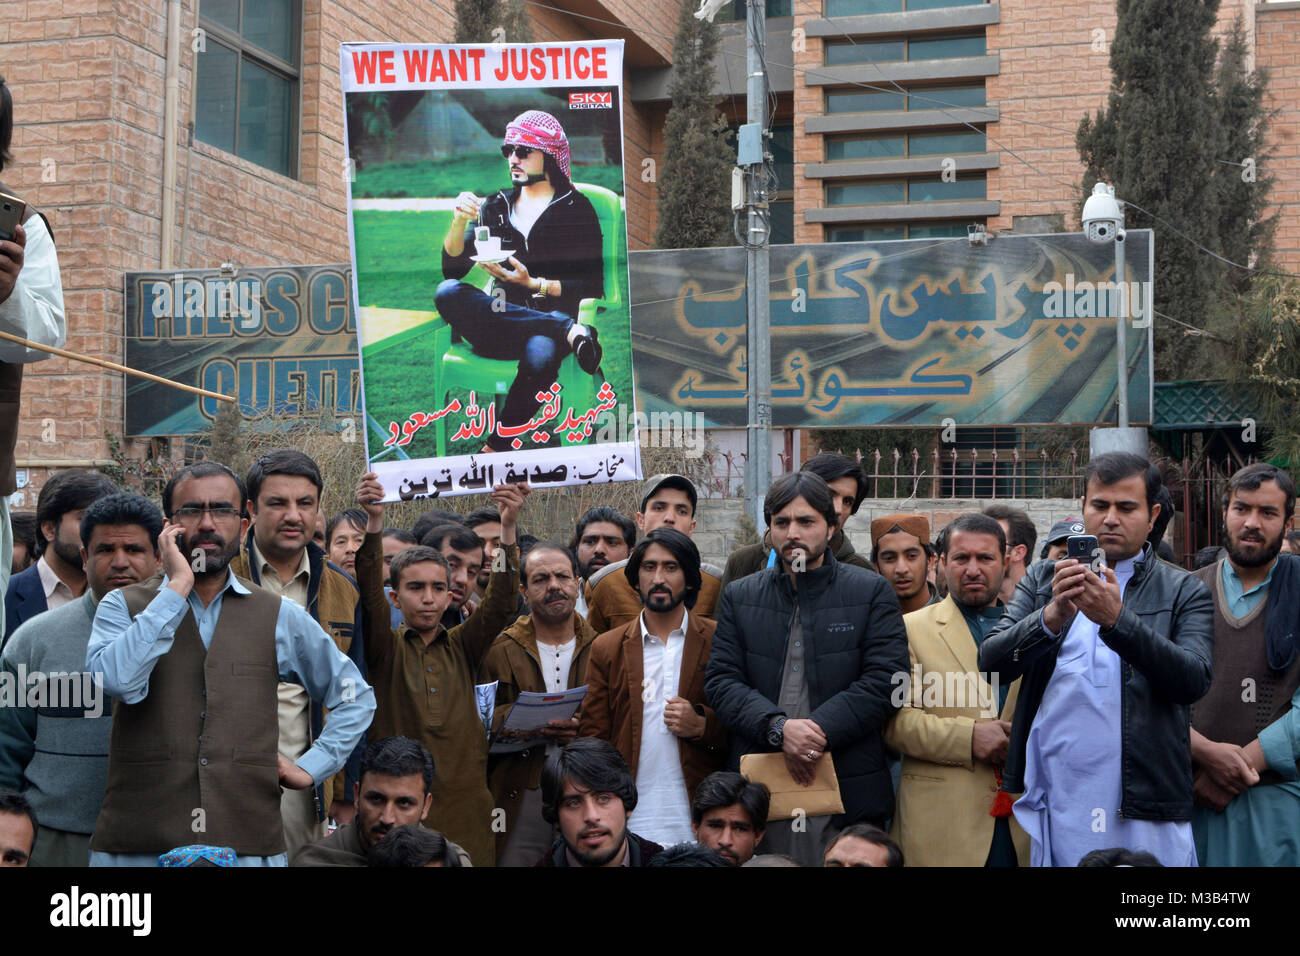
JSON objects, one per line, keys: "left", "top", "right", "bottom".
{"left": 353, "top": 472, "right": 526, "bottom": 866}
{"left": 5, "top": 470, "right": 118, "bottom": 643}
{"left": 481, "top": 543, "right": 598, "bottom": 865}
{"left": 85, "top": 462, "right": 374, "bottom": 865}
{"left": 1190, "top": 463, "right": 1300, "bottom": 865}
{"left": 979, "top": 452, "right": 1213, "bottom": 867}
{"left": 983, "top": 505, "right": 1036, "bottom": 604}
{"left": 584, "top": 474, "right": 724, "bottom": 631}
{"left": 871, "top": 513, "right": 935, "bottom": 615}
{"left": 691, "top": 770, "right": 769, "bottom": 866}
{"left": 464, "top": 507, "right": 503, "bottom": 602}
{"left": 534, "top": 737, "right": 663, "bottom": 866}
{"left": 230, "top": 450, "right": 369, "bottom": 858}
{"left": 721, "top": 453, "right": 872, "bottom": 587}
{"left": 706, "top": 472, "right": 909, "bottom": 866}
{"left": 580, "top": 529, "right": 726, "bottom": 847}
{"left": 436, "top": 110, "right": 604, "bottom": 452}
{"left": 568, "top": 506, "right": 634, "bottom": 617}
{"left": 884, "top": 513, "right": 1031, "bottom": 866}
{"left": 294, "top": 736, "right": 470, "bottom": 867}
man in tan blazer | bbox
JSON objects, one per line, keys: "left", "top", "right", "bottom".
{"left": 884, "top": 513, "right": 1030, "bottom": 866}
{"left": 579, "top": 528, "right": 727, "bottom": 847}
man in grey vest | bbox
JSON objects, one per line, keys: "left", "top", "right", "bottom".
{"left": 85, "top": 462, "right": 375, "bottom": 866}
{"left": 0, "top": 493, "right": 161, "bottom": 865}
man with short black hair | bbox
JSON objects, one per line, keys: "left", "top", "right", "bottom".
{"left": 0, "top": 789, "right": 36, "bottom": 866}
{"left": 691, "top": 770, "right": 769, "bottom": 866}
{"left": 980, "top": 452, "right": 1214, "bottom": 867}
{"left": 871, "top": 513, "right": 934, "bottom": 615}
{"left": 381, "top": 529, "right": 417, "bottom": 588}
{"left": 584, "top": 474, "right": 724, "bottom": 632}
{"left": 464, "top": 506, "right": 503, "bottom": 598}
{"left": 87, "top": 462, "right": 374, "bottom": 866}
{"left": 355, "top": 473, "right": 526, "bottom": 866}
{"left": 535, "top": 737, "right": 663, "bottom": 867}
{"left": 1189, "top": 463, "right": 1300, "bottom": 865}
{"left": 569, "top": 506, "right": 634, "bottom": 616}
{"left": 9, "top": 512, "right": 35, "bottom": 575}
{"left": 823, "top": 823, "right": 903, "bottom": 867}
{"left": 884, "top": 512, "right": 1030, "bottom": 867}
{"left": 231, "top": 449, "right": 370, "bottom": 856}
{"left": 422, "top": 522, "right": 490, "bottom": 629}
{"left": 0, "top": 493, "right": 161, "bottom": 865}
{"left": 294, "top": 736, "right": 470, "bottom": 866}
{"left": 983, "top": 504, "right": 1036, "bottom": 604}
{"left": 721, "top": 453, "right": 872, "bottom": 587}
{"left": 5, "top": 470, "right": 118, "bottom": 642}
{"left": 706, "top": 471, "right": 909, "bottom": 865}
{"left": 481, "top": 541, "right": 597, "bottom": 866}
{"left": 580, "top": 529, "right": 727, "bottom": 847}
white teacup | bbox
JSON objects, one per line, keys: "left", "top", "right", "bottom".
{"left": 475, "top": 228, "right": 502, "bottom": 259}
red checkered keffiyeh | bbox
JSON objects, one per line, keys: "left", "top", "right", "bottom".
{"left": 504, "top": 110, "right": 571, "bottom": 180}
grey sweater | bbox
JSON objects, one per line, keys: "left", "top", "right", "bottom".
{"left": 0, "top": 592, "right": 111, "bottom": 834}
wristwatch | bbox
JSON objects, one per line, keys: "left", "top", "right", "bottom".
{"left": 766, "top": 716, "right": 788, "bottom": 748}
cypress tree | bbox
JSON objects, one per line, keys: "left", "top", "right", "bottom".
{"left": 655, "top": 1, "right": 734, "bottom": 249}
{"left": 1077, "top": 0, "right": 1229, "bottom": 379}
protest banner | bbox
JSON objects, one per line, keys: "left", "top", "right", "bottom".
{"left": 340, "top": 40, "right": 640, "bottom": 502}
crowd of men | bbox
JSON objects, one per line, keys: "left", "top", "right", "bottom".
{"left": 1, "top": 76, "right": 1298, "bottom": 870}
{"left": 0, "top": 441, "right": 1295, "bottom": 868}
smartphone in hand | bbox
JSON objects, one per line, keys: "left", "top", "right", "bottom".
{"left": 1066, "top": 534, "right": 1105, "bottom": 573}
{"left": 0, "top": 193, "right": 26, "bottom": 242}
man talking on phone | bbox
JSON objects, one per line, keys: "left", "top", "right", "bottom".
{"left": 978, "top": 452, "right": 1214, "bottom": 866}
{"left": 435, "top": 110, "right": 604, "bottom": 453}
{"left": 0, "top": 77, "right": 66, "bottom": 643}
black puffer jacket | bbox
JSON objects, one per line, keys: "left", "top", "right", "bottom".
{"left": 704, "top": 553, "right": 909, "bottom": 827}
{"left": 977, "top": 543, "right": 1214, "bottom": 821}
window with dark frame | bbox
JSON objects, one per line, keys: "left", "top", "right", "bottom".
{"left": 195, "top": 0, "right": 301, "bottom": 178}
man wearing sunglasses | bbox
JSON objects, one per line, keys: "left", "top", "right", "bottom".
{"left": 436, "top": 110, "right": 605, "bottom": 453}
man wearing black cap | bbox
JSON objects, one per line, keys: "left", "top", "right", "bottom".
{"left": 583, "top": 474, "right": 723, "bottom": 633}
{"left": 1038, "top": 517, "right": 1085, "bottom": 563}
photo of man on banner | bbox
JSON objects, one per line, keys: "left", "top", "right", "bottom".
{"left": 342, "top": 40, "right": 639, "bottom": 502}
{"left": 437, "top": 109, "right": 604, "bottom": 453}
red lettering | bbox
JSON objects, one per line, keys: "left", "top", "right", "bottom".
{"left": 430, "top": 48, "right": 449, "bottom": 82}
{"left": 402, "top": 48, "right": 429, "bottom": 82}
{"left": 466, "top": 48, "right": 486, "bottom": 81}
{"left": 510, "top": 48, "right": 528, "bottom": 80}
{"left": 448, "top": 48, "right": 469, "bottom": 82}
{"left": 351, "top": 50, "right": 382, "bottom": 84}
{"left": 378, "top": 50, "right": 395, "bottom": 83}
{"left": 546, "top": 47, "right": 564, "bottom": 77}
{"left": 574, "top": 46, "right": 589, "bottom": 80}
{"left": 591, "top": 46, "right": 607, "bottom": 79}
{"left": 531, "top": 47, "right": 546, "bottom": 78}
{"left": 493, "top": 49, "right": 509, "bottom": 81}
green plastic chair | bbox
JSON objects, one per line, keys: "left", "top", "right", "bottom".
{"left": 432, "top": 182, "right": 626, "bottom": 456}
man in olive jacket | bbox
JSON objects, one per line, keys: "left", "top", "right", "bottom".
{"left": 705, "top": 472, "right": 908, "bottom": 866}
{"left": 480, "top": 543, "right": 599, "bottom": 866}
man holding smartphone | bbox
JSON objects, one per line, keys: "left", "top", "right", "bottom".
{"left": 978, "top": 452, "right": 1214, "bottom": 866}
{"left": 0, "top": 76, "right": 67, "bottom": 643}
{"left": 435, "top": 110, "right": 604, "bottom": 453}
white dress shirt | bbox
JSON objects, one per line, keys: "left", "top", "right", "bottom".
{"left": 628, "top": 608, "right": 694, "bottom": 847}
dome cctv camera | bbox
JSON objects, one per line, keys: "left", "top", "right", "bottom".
{"left": 1082, "top": 182, "right": 1124, "bottom": 245}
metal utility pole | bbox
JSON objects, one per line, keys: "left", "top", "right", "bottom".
{"left": 743, "top": 0, "right": 772, "bottom": 531}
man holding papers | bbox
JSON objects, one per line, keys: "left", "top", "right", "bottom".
{"left": 353, "top": 472, "right": 525, "bottom": 867}
{"left": 579, "top": 529, "right": 727, "bottom": 847}
{"left": 480, "top": 543, "right": 598, "bottom": 866}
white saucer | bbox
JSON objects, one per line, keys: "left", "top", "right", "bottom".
{"left": 470, "top": 250, "right": 515, "bottom": 263}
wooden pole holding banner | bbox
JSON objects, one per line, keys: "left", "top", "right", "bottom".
{"left": 0, "top": 329, "right": 236, "bottom": 402}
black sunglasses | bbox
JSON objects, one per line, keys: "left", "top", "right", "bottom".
{"left": 501, "top": 145, "right": 536, "bottom": 160}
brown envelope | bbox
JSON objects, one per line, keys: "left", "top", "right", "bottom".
{"left": 739, "top": 751, "right": 845, "bottom": 821}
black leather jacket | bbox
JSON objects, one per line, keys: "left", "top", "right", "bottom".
{"left": 977, "top": 544, "right": 1214, "bottom": 821}
{"left": 705, "top": 553, "right": 909, "bottom": 827}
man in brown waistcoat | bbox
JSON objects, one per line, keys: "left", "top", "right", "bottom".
{"left": 85, "top": 462, "right": 375, "bottom": 866}
{"left": 480, "top": 542, "right": 598, "bottom": 866}
{"left": 0, "top": 76, "right": 67, "bottom": 644}
{"left": 1191, "top": 462, "right": 1300, "bottom": 866}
